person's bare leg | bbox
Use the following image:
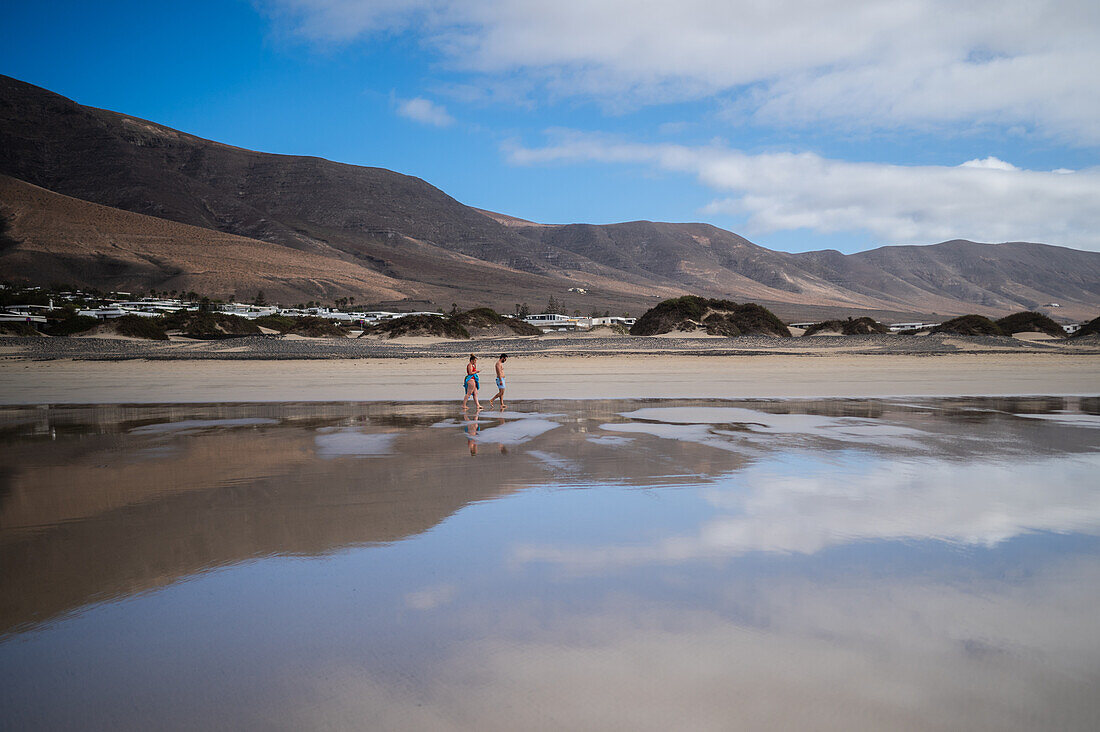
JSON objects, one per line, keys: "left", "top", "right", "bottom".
{"left": 499, "top": 388, "right": 506, "bottom": 410}
{"left": 488, "top": 388, "right": 503, "bottom": 409}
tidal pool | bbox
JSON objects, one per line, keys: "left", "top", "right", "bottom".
{"left": 1, "top": 397, "right": 1099, "bottom": 730}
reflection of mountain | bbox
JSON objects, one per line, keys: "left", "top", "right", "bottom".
{"left": 6, "top": 397, "right": 1093, "bottom": 636}
{"left": 0, "top": 402, "right": 751, "bottom": 635}
{"left": 0, "top": 424, "right": 515, "bottom": 635}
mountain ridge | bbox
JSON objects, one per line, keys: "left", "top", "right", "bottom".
{"left": 2, "top": 74, "right": 1097, "bottom": 320}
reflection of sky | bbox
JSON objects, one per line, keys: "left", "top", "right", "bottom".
{"left": 3, "top": 399, "right": 1100, "bottom": 729}
{"left": 515, "top": 451, "right": 1100, "bottom": 568}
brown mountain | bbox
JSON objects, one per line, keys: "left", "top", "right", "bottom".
{"left": 2, "top": 74, "right": 1098, "bottom": 320}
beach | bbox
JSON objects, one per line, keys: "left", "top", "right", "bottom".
{"left": 1, "top": 346, "right": 1096, "bottom": 404}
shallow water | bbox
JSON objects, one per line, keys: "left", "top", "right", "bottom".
{"left": 1, "top": 397, "right": 1099, "bottom": 731}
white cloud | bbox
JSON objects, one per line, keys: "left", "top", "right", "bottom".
{"left": 265, "top": 0, "right": 1100, "bottom": 143}
{"left": 504, "top": 130, "right": 1100, "bottom": 248}
{"left": 394, "top": 96, "right": 455, "bottom": 127}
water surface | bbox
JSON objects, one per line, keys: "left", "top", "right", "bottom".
{"left": 2, "top": 397, "right": 1099, "bottom": 730}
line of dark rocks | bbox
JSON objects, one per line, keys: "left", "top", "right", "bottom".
{"left": 3, "top": 332, "right": 1097, "bottom": 361}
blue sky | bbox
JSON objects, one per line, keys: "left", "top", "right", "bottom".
{"left": 3, "top": 0, "right": 1099, "bottom": 253}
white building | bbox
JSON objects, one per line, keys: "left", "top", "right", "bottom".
{"left": 219, "top": 303, "right": 279, "bottom": 319}
{"left": 590, "top": 316, "right": 636, "bottom": 327}
{"left": 524, "top": 313, "right": 595, "bottom": 331}
{"left": 889, "top": 322, "right": 941, "bottom": 332}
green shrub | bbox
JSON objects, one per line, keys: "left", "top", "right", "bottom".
{"left": 252, "top": 315, "right": 298, "bottom": 333}
{"left": 45, "top": 314, "right": 100, "bottom": 336}
{"left": 1071, "top": 315, "right": 1100, "bottom": 339}
{"left": 995, "top": 311, "right": 1066, "bottom": 337}
{"left": 0, "top": 321, "right": 41, "bottom": 336}
{"left": 367, "top": 314, "right": 469, "bottom": 339}
{"left": 931, "top": 315, "right": 1005, "bottom": 336}
{"left": 114, "top": 315, "right": 169, "bottom": 340}
{"left": 452, "top": 308, "right": 542, "bottom": 335}
{"left": 631, "top": 296, "right": 790, "bottom": 336}
{"left": 803, "top": 317, "right": 890, "bottom": 336}
{"left": 163, "top": 311, "right": 260, "bottom": 338}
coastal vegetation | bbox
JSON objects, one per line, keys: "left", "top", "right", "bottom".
{"left": 1071, "top": 315, "right": 1100, "bottom": 339}
{"left": 113, "top": 315, "right": 170, "bottom": 340}
{"left": 366, "top": 314, "right": 470, "bottom": 339}
{"left": 253, "top": 315, "right": 347, "bottom": 337}
{"left": 162, "top": 311, "right": 261, "bottom": 339}
{"left": 803, "top": 317, "right": 890, "bottom": 336}
{"left": 995, "top": 311, "right": 1066, "bottom": 337}
{"left": 630, "top": 296, "right": 791, "bottom": 337}
{"left": 932, "top": 315, "right": 1006, "bottom": 336}
{"left": 451, "top": 308, "right": 543, "bottom": 336}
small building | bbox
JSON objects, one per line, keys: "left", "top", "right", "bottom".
{"left": 590, "top": 316, "right": 636, "bottom": 327}
{"left": 524, "top": 313, "right": 588, "bottom": 331}
{"left": 1063, "top": 323, "right": 1081, "bottom": 335}
{"left": 889, "top": 322, "right": 941, "bottom": 332}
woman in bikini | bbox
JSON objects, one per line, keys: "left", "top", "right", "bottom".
{"left": 462, "top": 354, "right": 482, "bottom": 411}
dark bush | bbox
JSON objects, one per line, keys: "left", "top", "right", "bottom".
{"left": 931, "top": 315, "right": 1005, "bottom": 336}
{"left": 163, "top": 311, "right": 260, "bottom": 338}
{"left": 45, "top": 314, "right": 100, "bottom": 336}
{"left": 631, "top": 296, "right": 790, "bottom": 336}
{"left": 803, "top": 317, "right": 890, "bottom": 336}
{"left": 1071, "top": 315, "right": 1100, "bottom": 339}
{"left": 452, "top": 308, "right": 542, "bottom": 335}
{"left": 114, "top": 315, "right": 169, "bottom": 340}
{"left": 0, "top": 321, "right": 41, "bottom": 336}
{"left": 367, "top": 314, "right": 469, "bottom": 339}
{"left": 252, "top": 315, "right": 298, "bottom": 333}
{"left": 254, "top": 315, "right": 347, "bottom": 337}
{"left": 995, "top": 311, "right": 1066, "bottom": 337}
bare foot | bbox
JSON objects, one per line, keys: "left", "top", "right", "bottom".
{"left": 476, "top": 403, "right": 483, "bottom": 411}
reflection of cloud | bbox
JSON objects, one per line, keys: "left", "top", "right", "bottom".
{"left": 130, "top": 418, "right": 278, "bottom": 434}
{"left": 314, "top": 428, "right": 397, "bottom": 457}
{"left": 473, "top": 419, "right": 559, "bottom": 445}
{"left": 284, "top": 557, "right": 1100, "bottom": 731}
{"left": 405, "top": 583, "right": 457, "bottom": 610}
{"left": 603, "top": 407, "right": 926, "bottom": 451}
{"left": 1016, "top": 413, "right": 1100, "bottom": 428}
{"left": 515, "top": 453, "right": 1100, "bottom": 568}
{"left": 527, "top": 450, "right": 579, "bottom": 474}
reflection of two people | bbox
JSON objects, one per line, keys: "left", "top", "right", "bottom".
{"left": 462, "top": 414, "right": 508, "bottom": 456}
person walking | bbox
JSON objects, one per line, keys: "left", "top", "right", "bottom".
{"left": 462, "top": 354, "right": 482, "bottom": 411}
{"left": 487, "top": 353, "right": 508, "bottom": 410}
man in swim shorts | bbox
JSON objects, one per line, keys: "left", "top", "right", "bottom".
{"left": 487, "top": 353, "right": 508, "bottom": 410}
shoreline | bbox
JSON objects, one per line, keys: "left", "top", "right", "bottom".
{"left": 2, "top": 352, "right": 1097, "bottom": 405}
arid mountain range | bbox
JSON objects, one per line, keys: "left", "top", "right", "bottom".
{"left": 2, "top": 74, "right": 1098, "bottom": 321}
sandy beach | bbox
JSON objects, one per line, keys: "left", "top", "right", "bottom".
{"left": 2, "top": 351, "right": 1096, "bottom": 404}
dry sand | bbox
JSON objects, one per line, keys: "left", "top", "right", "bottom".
{"left": 1, "top": 353, "right": 1096, "bottom": 404}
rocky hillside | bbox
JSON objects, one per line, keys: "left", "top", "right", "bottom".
{"left": 3, "top": 74, "right": 1099, "bottom": 320}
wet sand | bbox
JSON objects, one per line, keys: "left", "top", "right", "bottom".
{"left": 3, "top": 397, "right": 1100, "bottom": 730}
{"left": 1, "top": 352, "right": 1097, "bottom": 404}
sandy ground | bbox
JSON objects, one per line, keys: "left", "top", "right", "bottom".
{"left": 1, "top": 353, "right": 1096, "bottom": 404}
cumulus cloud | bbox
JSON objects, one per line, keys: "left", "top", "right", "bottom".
{"left": 264, "top": 0, "right": 1100, "bottom": 142}
{"left": 505, "top": 130, "right": 1100, "bottom": 248}
{"left": 394, "top": 96, "right": 455, "bottom": 127}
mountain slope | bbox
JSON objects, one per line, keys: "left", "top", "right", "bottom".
{"left": 2, "top": 74, "right": 1098, "bottom": 320}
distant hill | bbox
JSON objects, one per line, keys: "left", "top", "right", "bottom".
{"left": 2, "top": 74, "right": 1098, "bottom": 320}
